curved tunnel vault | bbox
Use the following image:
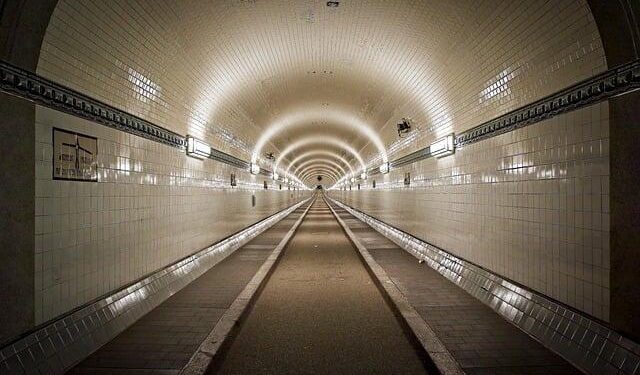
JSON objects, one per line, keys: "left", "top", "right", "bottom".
{"left": 21, "top": 0, "right": 637, "bottom": 331}
{"left": 1, "top": 0, "right": 640, "bottom": 373}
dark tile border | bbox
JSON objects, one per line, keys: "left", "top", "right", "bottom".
{"left": 0, "top": 60, "right": 253, "bottom": 172}
{"left": 5, "top": 58, "right": 638, "bottom": 180}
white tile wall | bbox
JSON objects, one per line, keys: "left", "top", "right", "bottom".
{"left": 332, "top": 103, "right": 610, "bottom": 321}
{"left": 34, "top": 106, "right": 308, "bottom": 324}
{"left": 37, "top": 0, "right": 605, "bottom": 168}
{"left": 35, "top": 0, "right": 609, "bottom": 323}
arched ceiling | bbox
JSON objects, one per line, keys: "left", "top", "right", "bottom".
{"left": 37, "top": 0, "right": 603, "bottom": 185}
{"left": 298, "top": 162, "right": 342, "bottom": 179}
{"left": 300, "top": 167, "right": 339, "bottom": 184}
{"left": 292, "top": 158, "right": 348, "bottom": 177}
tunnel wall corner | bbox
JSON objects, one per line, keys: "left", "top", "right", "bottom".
{"left": 0, "top": 0, "right": 58, "bottom": 343}
{"left": 587, "top": 0, "right": 640, "bottom": 341}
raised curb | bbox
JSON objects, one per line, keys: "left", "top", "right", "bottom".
{"left": 325, "top": 197, "right": 465, "bottom": 375}
{"left": 179, "top": 197, "right": 316, "bottom": 375}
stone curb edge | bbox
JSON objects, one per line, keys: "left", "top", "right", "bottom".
{"left": 325, "top": 196, "right": 465, "bottom": 375}
{"left": 179, "top": 196, "right": 316, "bottom": 375}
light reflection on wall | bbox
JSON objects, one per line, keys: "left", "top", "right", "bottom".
{"left": 479, "top": 68, "right": 517, "bottom": 104}
{"left": 127, "top": 67, "right": 161, "bottom": 104}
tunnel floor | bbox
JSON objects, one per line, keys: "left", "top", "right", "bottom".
{"left": 211, "top": 198, "right": 431, "bottom": 375}
{"left": 327, "top": 199, "right": 584, "bottom": 375}
{"left": 64, "top": 195, "right": 584, "bottom": 375}
{"left": 67, "top": 203, "right": 311, "bottom": 375}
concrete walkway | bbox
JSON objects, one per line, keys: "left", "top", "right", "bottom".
{"left": 67, "top": 195, "right": 580, "bottom": 375}
{"left": 211, "top": 199, "right": 432, "bottom": 375}
{"left": 67, "top": 204, "right": 309, "bottom": 375}
{"left": 328, "top": 199, "right": 583, "bottom": 375}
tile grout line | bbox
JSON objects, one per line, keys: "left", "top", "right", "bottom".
{"left": 179, "top": 196, "right": 317, "bottom": 375}
{"left": 324, "top": 196, "right": 465, "bottom": 375}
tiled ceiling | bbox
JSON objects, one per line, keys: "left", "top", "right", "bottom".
{"left": 37, "top": 0, "right": 603, "bottom": 184}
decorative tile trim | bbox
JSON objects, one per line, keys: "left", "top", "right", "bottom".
{"left": 0, "top": 61, "right": 184, "bottom": 148}
{"left": 0, "top": 198, "right": 310, "bottom": 375}
{"left": 327, "top": 196, "right": 640, "bottom": 375}
{"left": 456, "top": 59, "right": 639, "bottom": 147}
{"left": 209, "top": 148, "right": 249, "bottom": 170}
{"left": 390, "top": 147, "right": 430, "bottom": 169}
{"left": 380, "top": 59, "right": 640, "bottom": 173}
{"left": 0, "top": 60, "right": 255, "bottom": 173}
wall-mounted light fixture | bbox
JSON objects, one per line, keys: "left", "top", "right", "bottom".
{"left": 429, "top": 134, "right": 455, "bottom": 158}
{"left": 186, "top": 136, "right": 211, "bottom": 159}
{"left": 360, "top": 172, "right": 367, "bottom": 180}
{"left": 350, "top": 177, "right": 356, "bottom": 183}
{"left": 273, "top": 172, "right": 279, "bottom": 180}
{"left": 379, "top": 162, "right": 389, "bottom": 174}
{"left": 250, "top": 163, "right": 260, "bottom": 175}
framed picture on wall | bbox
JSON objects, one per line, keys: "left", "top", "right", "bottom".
{"left": 52, "top": 128, "right": 98, "bottom": 182}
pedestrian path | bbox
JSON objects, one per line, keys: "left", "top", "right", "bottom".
{"left": 67, "top": 204, "right": 310, "bottom": 375}
{"left": 328, "top": 199, "right": 583, "bottom": 375}
{"left": 211, "top": 199, "right": 432, "bottom": 375}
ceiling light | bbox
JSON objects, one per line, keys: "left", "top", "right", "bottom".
{"left": 360, "top": 172, "right": 367, "bottom": 180}
{"left": 186, "top": 136, "right": 211, "bottom": 159}
{"left": 273, "top": 172, "right": 279, "bottom": 180}
{"left": 430, "top": 134, "right": 455, "bottom": 158}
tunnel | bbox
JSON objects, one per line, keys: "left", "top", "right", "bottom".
{"left": 0, "top": 0, "right": 639, "bottom": 374}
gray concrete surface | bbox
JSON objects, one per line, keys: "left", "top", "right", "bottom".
{"left": 326, "top": 197, "right": 463, "bottom": 375}
{"left": 181, "top": 200, "right": 314, "bottom": 375}
{"left": 329, "top": 201, "right": 584, "bottom": 375}
{"left": 67, "top": 205, "right": 308, "bottom": 375}
{"left": 211, "top": 199, "right": 431, "bottom": 375}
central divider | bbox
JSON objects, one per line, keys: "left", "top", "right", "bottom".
{"left": 325, "top": 196, "right": 464, "bottom": 375}
{"left": 208, "top": 194, "right": 434, "bottom": 375}
{"left": 180, "top": 195, "right": 317, "bottom": 375}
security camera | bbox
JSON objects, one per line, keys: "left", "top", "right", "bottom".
{"left": 397, "top": 118, "right": 411, "bottom": 137}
